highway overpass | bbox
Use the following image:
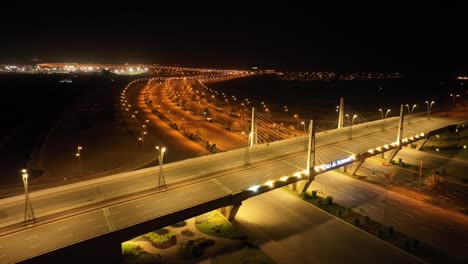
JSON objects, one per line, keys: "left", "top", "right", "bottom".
{"left": 0, "top": 112, "right": 464, "bottom": 263}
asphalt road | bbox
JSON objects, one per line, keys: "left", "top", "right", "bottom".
{"left": 235, "top": 188, "right": 425, "bottom": 264}
{"left": 0, "top": 113, "right": 464, "bottom": 263}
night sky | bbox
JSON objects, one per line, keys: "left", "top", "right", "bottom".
{"left": 1, "top": 3, "right": 467, "bottom": 73}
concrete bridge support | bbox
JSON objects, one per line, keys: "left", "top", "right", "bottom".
{"left": 217, "top": 202, "right": 242, "bottom": 221}
{"left": 416, "top": 139, "right": 428, "bottom": 150}
{"left": 351, "top": 159, "right": 366, "bottom": 176}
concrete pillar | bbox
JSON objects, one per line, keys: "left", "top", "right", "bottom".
{"left": 250, "top": 107, "right": 257, "bottom": 146}
{"left": 338, "top": 97, "right": 344, "bottom": 129}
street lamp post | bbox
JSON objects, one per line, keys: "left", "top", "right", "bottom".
{"left": 450, "top": 94, "right": 460, "bottom": 106}
{"left": 294, "top": 114, "right": 299, "bottom": 131}
{"left": 405, "top": 104, "right": 417, "bottom": 125}
{"left": 379, "top": 109, "right": 391, "bottom": 131}
{"left": 301, "top": 121, "right": 307, "bottom": 149}
{"left": 426, "top": 100, "right": 435, "bottom": 120}
{"left": 75, "top": 145, "right": 82, "bottom": 178}
{"left": 266, "top": 108, "right": 270, "bottom": 123}
{"left": 156, "top": 146, "right": 166, "bottom": 189}
{"left": 22, "top": 169, "right": 35, "bottom": 222}
{"left": 347, "top": 114, "right": 357, "bottom": 139}
{"left": 242, "top": 131, "right": 250, "bottom": 166}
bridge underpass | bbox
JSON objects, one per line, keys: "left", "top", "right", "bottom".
{"left": 0, "top": 109, "right": 464, "bottom": 263}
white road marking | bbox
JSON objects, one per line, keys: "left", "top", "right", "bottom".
{"left": 394, "top": 215, "right": 403, "bottom": 220}
{"left": 369, "top": 205, "right": 378, "bottom": 209}
{"left": 419, "top": 226, "right": 433, "bottom": 233}
{"left": 135, "top": 204, "right": 144, "bottom": 208}
{"left": 25, "top": 235, "right": 37, "bottom": 241}
{"left": 29, "top": 244, "right": 40, "bottom": 249}
{"left": 64, "top": 234, "right": 73, "bottom": 239}
{"left": 346, "top": 185, "right": 354, "bottom": 189}
{"left": 439, "top": 195, "right": 450, "bottom": 200}
{"left": 388, "top": 200, "right": 398, "bottom": 205}
{"left": 404, "top": 213, "right": 415, "bottom": 218}
{"left": 111, "top": 211, "right": 120, "bottom": 215}
{"left": 413, "top": 210, "right": 423, "bottom": 214}
{"left": 357, "top": 194, "right": 366, "bottom": 198}
{"left": 347, "top": 196, "right": 357, "bottom": 201}
{"left": 143, "top": 209, "right": 153, "bottom": 214}
{"left": 86, "top": 218, "right": 96, "bottom": 222}
{"left": 337, "top": 187, "right": 346, "bottom": 191}
{"left": 57, "top": 226, "right": 69, "bottom": 231}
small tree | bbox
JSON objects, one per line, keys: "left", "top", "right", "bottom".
{"left": 424, "top": 175, "right": 444, "bottom": 201}
{"left": 311, "top": 190, "right": 317, "bottom": 198}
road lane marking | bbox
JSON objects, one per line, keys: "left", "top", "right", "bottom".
{"left": 29, "top": 244, "right": 40, "bottom": 249}
{"left": 346, "top": 185, "right": 354, "bottom": 189}
{"left": 394, "top": 215, "right": 403, "bottom": 220}
{"left": 357, "top": 194, "right": 366, "bottom": 198}
{"left": 413, "top": 210, "right": 423, "bottom": 214}
{"left": 388, "top": 200, "right": 397, "bottom": 205}
{"left": 104, "top": 208, "right": 114, "bottom": 231}
{"left": 57, "top": 226, "right": 69, "bottom": 231}
{"left": 111, "top": 210, "right": 120, "bottom": 215}
{"left": 404, "top": 213, "right": 415, "bottom": 218}
{"left": 419, "top": 226, "right": 433, "bottom": 233}
{"left": 347, "top": 196, "right": 357, "bottom": 201}
{"left": 431, "top": 223, "right": 444, "bottom": 230}
{"left": 446, "top": 193, "right": 457, "bottom": 198}
{"left": 337, "top": 187, "right": 346, "bottom": 191}
{"left": 369, "top": 205, "right": 378, "bottom": 209}
{"left": 135, "top": 204, "right": 144, "bottom": 208}
{"left": 86, "top": 218, "right": 96, "bottom": 222}
{"left": 211, "top": 178, "right": 232, "bottom": 193}
{"left": 143, "top": 209, "right": 154, "bottom": 214}
{"left": 64, "top": 234, "right": 73, "bottom": 239}
{"left": 439, "top": 195, "right": 450, "bottom": 200}
{"left": 25, "top": 235, "right": 38, "bottom": 241}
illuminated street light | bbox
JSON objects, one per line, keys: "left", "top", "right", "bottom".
{"left": 449, "top": 93, "right": 460, "bottom": 106}
{"left": 405, "top": 104, "right": 417, "bottom": 125}
{"left": 379, "top": 109, "right": 391, "bottom": 131}
{"left": 22, "top": 169, "right": 35, "bottom": 222}
{"left": 346, "top": 114, "right": 357, "bottom": 139}
{"left": 156, "top": 146, "right": 167, "bottom": 189}
{"left": 425, "top": 100, "right": 435, "bottom": 119}
{"left": 76, "top": 145, "right": 83, "bottom": 178}
{"left": 294, "top": 114, "right": 299, "bottom": 131}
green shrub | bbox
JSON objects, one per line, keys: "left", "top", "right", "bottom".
{"left": 311, "top": 190, "right": 317, "bottom": 198}
{"left": 377, "top": 229, "right": 383, "bottom": 237}
{"left": 326, "top": 196, "right": 333, "bottom": 205}
{"left": 354, "top": 218, "right": 360, "bottom": 226}
{"left": 336, "top": 209, "right": 342, "bottom": 217}
{"left": 122, "top": 243, "right": 142, "bottom": 257}
{"left": 317, "top": 199, "right": 322, "bottom": 206}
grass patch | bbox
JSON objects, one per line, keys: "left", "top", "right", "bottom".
{"left": 121, "top": 242, "right": 145, "bottom": 257}
{"left": 176, "top": 238, "right": 215, "bottom": 260}
{"left": 195, "top": 211, "right": 246, "bottom": 239}
{"left": 212, "top": 241, "right": 275, "bottom": 264}
{"left": 143, "top": 229, "right": 177, "bottom": 249}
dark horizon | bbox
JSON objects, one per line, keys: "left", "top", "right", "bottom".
{"left": 1, "top": 4, "right": 467, "bottom": 74}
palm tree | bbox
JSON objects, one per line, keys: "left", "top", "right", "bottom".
{"left": 424, "top": 175, "right": 444, "bottom": 201}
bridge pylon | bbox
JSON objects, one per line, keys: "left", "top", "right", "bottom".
{"left": 250, "top": 107, "right": 257, "bottom": 146}
{"left": 300, "top": 120, "right": 316, "bottom": 194}
{"left": 338, "top": 97, "right": 344, "bottom": 129}
{"left": 387, "top": 104, "right": 405, "bottom": 162}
